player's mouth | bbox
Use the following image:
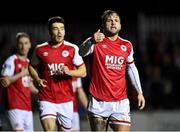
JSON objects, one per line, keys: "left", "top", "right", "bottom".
{"left": 111, "top": 27, "right": 116, "bottom": 29}
{"left": 57, "top": 36, "right": 62, "bottom": 39}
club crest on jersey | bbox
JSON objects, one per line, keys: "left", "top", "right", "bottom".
{"left": 120, "top": 45, "right": 127, "bottom": 52}
{"left": 43, "top": 52, "right": 48, "bottom": 56}
{"left": 62, "top": 50, "right": 69, "bottom": 57}
{"left": 18, "top": 64, "right": 22, "bottom": 69}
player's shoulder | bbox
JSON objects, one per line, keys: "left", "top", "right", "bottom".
{"left": 36, "top": 42, "right": 49, "bottom": 49}
{"left": 118, "top": 37, "right": 133, "bottom": 50}
{"left": 118, "top": 37, "right": 132, "bottom": 45}
{"left": 5, "top": 54, "right": 17, "bottom": 62}
{"left": 2, "top": 54, "right": 18, "bottom": 66}
{"left": 64, "top": 40, "right": 79, "bottom": 49}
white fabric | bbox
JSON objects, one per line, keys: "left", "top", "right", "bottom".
{"left": 127, "top": 63, "right": 143, "bottom": 93}
{"left": 1, "top": 55, "right": 16, "bottom": 76}
{"left": 126, "top": 46, "right": 134, "bottom": 63}
{"left": 71, "top": 112, "right": 80, "bottom": 130}
{"left": 64, "top": 41, "right": 84, "bottom": 66}
{"left": 76, "top": 78, "right": 82, "bottom": 88}
{"left": 8, "top": 109, "right": 33, "bottom": 132}
{"left": 39, "top": 101, "right": 73, "bottom": 129}
{"left": 88, "top": 96, "right": 131, "bottom": 125}
{"left": 72, "top": 78, "right": 82, "bottom": 92}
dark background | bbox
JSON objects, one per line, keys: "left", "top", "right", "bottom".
{"left": 1, "top": 0, "right": 180, "bottom": 131}
{"left": 0, "top": 0, "right": 179, "bottom": 22}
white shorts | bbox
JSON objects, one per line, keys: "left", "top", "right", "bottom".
{"left": 71, "top": 112, "right": 80, "bottom": 130}
{"left": 39, "top": 101, "right": 73, "bottom": 129}
{"left": 8, "top": 109, "right": 33, "bottom": 132}
{"left": 88, "top": 96, "right": 131, "bottom": 126}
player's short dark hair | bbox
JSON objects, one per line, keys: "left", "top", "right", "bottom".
{"left": 16, "top": 32, "right": 30, "bottom": 43}
{"left": 48, "top": 16, "right": 65, "bottom": 30}
{"left": 101, "top": 10, "right": 119, "bottom": 27}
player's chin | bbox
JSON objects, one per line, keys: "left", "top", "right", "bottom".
{"left": 108, "top": 31, "right": 118, "bottom": 36}
{"left": 56, "top": 38, "right": 63, "bottom": 43}
{"left": 19, "top": 51, "right": 28, "bottom": 56}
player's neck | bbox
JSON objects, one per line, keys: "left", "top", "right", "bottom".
{"left": 50, "top": 41, "right": 63, "bottom": 48}
{"left": 16, "top": 54, "right": 27, "bottom": 61}
{"left": 107, "top": 34, "right": 118, "bottom": 41}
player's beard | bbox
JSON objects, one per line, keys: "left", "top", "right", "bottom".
{"left": 18, "top": 50, "right": 28, "bottom": 57}
{"left": 56, "top": 36, "right": 63, "bottom": 43}
{"left": 51, "top": 36, "right": 64, "bottom": 44}
{"left": 103, "top": 28, "right": 120, "bottom": 37}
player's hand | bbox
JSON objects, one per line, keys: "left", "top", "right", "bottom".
{"left": 0, "top": 77, "right": 10, "bottom": 88}
{"left": 137, "top": 93, "right": 145, "bottom": 110}
{"left": 62, "top": 66, "right": 70, "bottom": 75}
{"left": 58, "top": 64, "right": 64, "bottom": 75}
{"left": 93, "top": 29, "right": 105, "bottom": 43}
{"left": 20, "top": 68, "right": 29, "bottom": 77}
{"left": 37, "top": 79, "right": 47, "bottom": 88}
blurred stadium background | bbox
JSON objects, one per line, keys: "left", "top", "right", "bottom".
{"left": 0, "top": 0, "right": 180, "bottom": 131}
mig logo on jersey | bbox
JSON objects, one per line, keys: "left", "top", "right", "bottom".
{"left": 105, "top": 55, "right": 124, "bottom": 70}
{"left": 48, "top": 63, "right": 64, "bottom": 75}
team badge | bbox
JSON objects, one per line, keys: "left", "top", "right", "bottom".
{"left": 43, "top": 52, "right": 48, "bottom": 56}
{"left": 18, "top": 64, "right": 22, "bottom": 69}
{"left": 62, "top": 50, "right": 69, "bottom": 57}
{"left": 120, "top": 45, "right": 127, "bottom": 52}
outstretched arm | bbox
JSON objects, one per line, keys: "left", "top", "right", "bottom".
{"left": 127, "top": 63, "right": 145, "bottom": 110}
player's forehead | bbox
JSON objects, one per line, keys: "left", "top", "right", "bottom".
{"left": 51, "top": 22, "right": 64, "bottom": 28}
{"left": 18, "top": 36, "right": 30, "bottom": 42}
{"left": 106, "top": 13, "right": 120, "bottom": 20}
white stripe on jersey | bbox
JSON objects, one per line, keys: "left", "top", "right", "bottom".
{"left": 64, "top": 41, "right": 84, "bottom": 66}
{"left": 118, "top": 36, "right": 132, "bottom": 44}
{"left": 118, "top": 37, "right": 134, "bottom": 63}
{"left": 36, "top": 42, "right": 48, "bottom": 48}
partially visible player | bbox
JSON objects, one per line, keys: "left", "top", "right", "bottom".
{"left": 0, "top": 32, "right": 38, "bottom": 132}
{"left": 28, "top": 16, "right": 87, "bottom": 131}
{"left": 0, "top": 85, "right": 3, "bottom": 131}
{"left": 79, "top": 10, "right": 145, "bottom": 131}
{"left": 71, "top": 77, "right": 88, "bottom": 131}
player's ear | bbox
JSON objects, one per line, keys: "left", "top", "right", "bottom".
{"left": 48, "top": 30, "right": 51, "bottom": 36}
